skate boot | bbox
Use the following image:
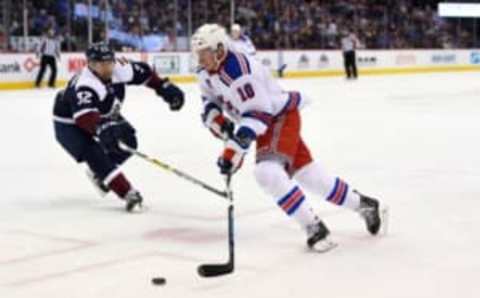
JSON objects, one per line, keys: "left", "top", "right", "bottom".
{"left": 355, "top": 191, "right": 387, "bottom": 235}
{"left": 306, "top": 220, "right": 337, "bottom": 252}
{"left": 86, "top": 169, "right": 110, "bottom": 197}
{"left": 124, "top": 189, "right": 143, "bottom": 212}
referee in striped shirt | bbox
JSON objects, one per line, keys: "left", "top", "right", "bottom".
{"left": 341, "top": 30, "right": 360, "bottom": 80}
{"left": 35, "top": 29, "right": 60, "bottom": 88}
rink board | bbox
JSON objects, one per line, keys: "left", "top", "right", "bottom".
{"left": 0, "top": 49, "right": 479, "bottom": 90}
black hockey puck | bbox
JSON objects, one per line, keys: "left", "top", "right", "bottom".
{"left": 151, "top": 277, "right": 166, "bottom": 286}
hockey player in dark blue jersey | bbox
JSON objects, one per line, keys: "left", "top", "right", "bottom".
{"left": 53, "top": 42, "right": 185, "bottom": 212}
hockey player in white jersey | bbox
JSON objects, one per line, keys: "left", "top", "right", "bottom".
{"left": 192, "top": 24, "right": 387, "bottom": 251}
{"left": 229, "top": 24, "right": 256, "bottom": 56}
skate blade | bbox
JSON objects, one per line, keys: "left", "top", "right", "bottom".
{"left": 380, "top": 205, "right": 389, "bottom": 236}
{"left": 309, "top": 238, "right": 338, "bottom": 253}
{"left": 94, "top": 187, "right": 109, "bottom": 198}
{"left": 127, "top": 204, "right": 149, "bottom": 214}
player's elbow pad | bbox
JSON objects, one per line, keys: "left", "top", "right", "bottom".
{"left": 202, "top": 102, "right": 222, "bottom": 126}
{"left": 130, "top": 62, "right": 153, "bottom": 85}
{"left": 202, "top": 103, "right": 235, "bottom": 140}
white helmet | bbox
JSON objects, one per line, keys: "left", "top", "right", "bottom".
{"left": 231, "top": 23, "right": 242, "bottom": 39}
{"left": 191, "top": 24, "right": 229, "bottom": 53}
{"left": 231, "top": 23, "right": 241, "bottom": 33}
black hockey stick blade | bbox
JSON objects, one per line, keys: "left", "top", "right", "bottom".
{"left": 198, "top": 194, "right": 235, "bottom": 278}
{"left": 197, "top": 262, "right": 233, "bottom": 277}
{"left": 197, "top": 219, "right": 234, "bottom": 277}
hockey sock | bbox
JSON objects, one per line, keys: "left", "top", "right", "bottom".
{"left": 103, "top": 168, "right": 132, "bottom": 199}
{"left": 294, "top": 162, "right": 360, "bottom": 210}
{"left": 255, "top": 161, "right": 318, "bottom": 230}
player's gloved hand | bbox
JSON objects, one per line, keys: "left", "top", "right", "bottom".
{"left": 156, "top": 78, "right": 185, "bottom": 111}
{"left": 217, "top": 142, "right": 245, "bottom": 175}
{"left": 96, "top": 120, "right": 134, "bottom": 154}
{"left": 217, "top": 127, "right": 256, "bottom": 175}
{"left": 202, "top": 102, "right": 235, "bottom": 140}
{"left": 221, "top": 120, "right": 235, "bottom": 139}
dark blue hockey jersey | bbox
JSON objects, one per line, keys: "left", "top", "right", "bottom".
{"left": 53, "top": 61, "right": 152, "bottom": 126}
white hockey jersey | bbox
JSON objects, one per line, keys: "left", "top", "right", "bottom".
{"left": 197, "top": 50, "right": 305, "bottom": 137}
{"left": 229, "top": 34, "right": 256, "bottom": 56}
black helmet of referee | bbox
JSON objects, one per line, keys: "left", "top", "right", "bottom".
{"left": 86, "top": 42, "right": 115, "bottom": 62}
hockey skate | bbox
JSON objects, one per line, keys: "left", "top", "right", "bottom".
{"left": 124, "top": 189, "right": 143, "bottom": 212}
{"left": 306, "top": 221, "right": 337, "bottom": 253}
{"left": 86, "top": 169, "right": 110, "bottom": 197}
{"left": 355, "top": 191, "right": 389, "bottom": 235}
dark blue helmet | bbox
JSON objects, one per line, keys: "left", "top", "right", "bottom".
{"left": 86, "top": 42, "right": 115, "bottom": 62}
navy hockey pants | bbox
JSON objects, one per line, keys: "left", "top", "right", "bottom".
{"left": 54, "top": 121, "right": 137, "bottom": 181}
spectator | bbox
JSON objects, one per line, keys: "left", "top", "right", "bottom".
{"left": 4, "top": 0, "right": 478, "bottom": 51}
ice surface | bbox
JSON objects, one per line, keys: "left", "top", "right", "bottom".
{"left": 1, "top": 72, "right": 479, "bottom": 298}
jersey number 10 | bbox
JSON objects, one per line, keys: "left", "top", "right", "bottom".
{"left": 237, "top": 83, "right": 255, "bottom": 102}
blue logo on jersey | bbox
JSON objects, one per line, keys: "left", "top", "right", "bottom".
{"left": 470, "top": 52, "right": 480, "bottom": 64}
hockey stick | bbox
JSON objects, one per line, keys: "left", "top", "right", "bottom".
{"left": 197, "top": 174, "right": 235, "bottom": 277}
{"left": 118, "top": 142, "right": 228, "bottom": 199}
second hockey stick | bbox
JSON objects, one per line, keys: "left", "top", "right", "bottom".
{"left": 119, "top": 142, "right": 228, "bottom": 199}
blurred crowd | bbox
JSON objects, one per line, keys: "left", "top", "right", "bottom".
{"left": 225, "top": 0, "right": 474, "bottom": 49}
{"left": 1, "top": 0, "right": 476, "bottom": 51}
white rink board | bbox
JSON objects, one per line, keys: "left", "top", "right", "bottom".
{"left": 1, "top": 49, "right": 479, "bottom": 88}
